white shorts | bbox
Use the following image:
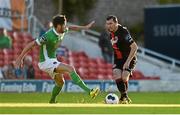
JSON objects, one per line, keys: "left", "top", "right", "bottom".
{"left": 38, "top": 58, "right": 61, "bottom": 79}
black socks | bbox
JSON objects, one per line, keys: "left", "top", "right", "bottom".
{"left": 115, "top": 78, "right": 128, "bottom": 98}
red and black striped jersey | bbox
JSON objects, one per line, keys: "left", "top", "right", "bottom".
{"left": 110, "top": 25, "right": 134, "bottom": 60}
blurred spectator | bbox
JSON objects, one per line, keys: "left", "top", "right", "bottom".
{"left": 2, "top": 62, "right": 24, "bottom": 79}
{"left": 56, "top": 45, "right": 69, "bottom": 62}
{"left": 2, "top": 56, "right": 35, "bottom": 80}
{"left": 2, "top": 63, "right": 17, "bottom": 79}
{"left": 0, "top": 28, "right": 12, "bottom": 49}
{"left": 98, "top": 29, "right": 113, "bottom": 63}
{"left": 39, "top": 21, "right": 53, "bottom": 37}
{"left": 23, "top": 55, "right": 35, "bottom": 79}
{"left": 0, "top": 68, "right": 4, "bottom": 79}
{"left": 14, "top": 67, "right": 25, "bottom": 79}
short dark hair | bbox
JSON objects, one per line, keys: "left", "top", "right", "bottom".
{"left": 52, "top": 15, "right": 66, "bottom": 28}
{"left": 106, "top": 15, "right": 118, "bottom": 23}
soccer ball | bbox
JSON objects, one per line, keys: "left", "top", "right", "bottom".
{"left": 105, "top": 93, "right": 119, "bottom": 104}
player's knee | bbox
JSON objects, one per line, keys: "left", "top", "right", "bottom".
{"left": 55, "top": 78, "right": 65, "bottom": 86}
{"left": 113, "top": 74, "right": 120, "bottom": 79}
{"left": 113, "top": 69, "right": 121, "bottom": 79}
{"left": 121, "top": 76, "right": 128, "bottom": 82}
{"left": 56, "top": 80, "right": 64, "bottom": 86}
{"left": 68, "top": 65, "right": 75, "bottom": 72}
{"left": 54, "top": 75, "right": 65, "bottom": 86}
{"left": 122, "top": 71, "right": 130, "bottom": 80}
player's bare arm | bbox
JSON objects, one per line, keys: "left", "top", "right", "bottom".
{"left": 68, "top": 21, "right": 95, "bottom": 31}
{"left": 123, "top": 42, "right": 138, "bottom": 70}
{"left": 14, "top": 40, "right": 37, "bottom": 68}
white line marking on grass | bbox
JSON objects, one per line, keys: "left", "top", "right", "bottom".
{"left": 0, "top": 103, "right": 180, "bottom": 108}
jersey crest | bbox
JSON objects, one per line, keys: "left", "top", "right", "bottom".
{"left": 125, "top": 34, "right": 133, "bottom": 43}
{"left": 111, "top": 36, "right": 118, "bottom": 45}
{"left": 39, "top": 35, "right": 47, "bottom": 44}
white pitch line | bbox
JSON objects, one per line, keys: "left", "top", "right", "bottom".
{"left": 0, "top": 103, "right": 180, "bottom": 108}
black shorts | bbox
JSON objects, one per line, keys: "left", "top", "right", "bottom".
{"left": 113, "top": 56, "right": 137, "bottom": 72}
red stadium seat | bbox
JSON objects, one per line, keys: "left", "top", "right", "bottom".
{"left": 35, "top": 71, "right": 42, "bottom": 79}
{"left": 96, "top": 58, "right": 106, "bottom": 64}
{"left": 78, "top": 61, "right": 88, "bottom": 68}
{"left": 86, "top": 72, "right": 97, "bottom": 80}
{"left": 88, "top": 68, "right": 98, "bottom": 75}
{"left": 0, "top": 60, "right": 4, "bottom": 67}
{"left": 78, "top": 55, "right": 88, "bottom": 62}
{"left": 41, "top": 72, "right": 50, "bottom": 79}
{"left": 78, "top": 67, "right": 89, "bottom": 76}
{"left": 88, "top": 58, "right": 97, "bottom": 68}
{"left": 63, "top": 73, "right": 71, "bottom": 80}
{"left": 7, "top": 31, "right": 14, "bottom": 38}
{"left": 132, "top": 71, "right": 145, "bottom": 79}
{"left": 77, "top": 51, "right": 88, "bottom": 57}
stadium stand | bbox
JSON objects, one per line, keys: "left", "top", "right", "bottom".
{"left": 0, "top": 31, "right": 161, "bottom": 80}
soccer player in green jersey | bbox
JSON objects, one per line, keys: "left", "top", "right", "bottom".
{"left": 15, "top": 15, "right": 99, "bottom": 103}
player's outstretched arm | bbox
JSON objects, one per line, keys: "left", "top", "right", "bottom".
{"left": 68, "top": 21, "right": 95, "bottom": 31}
{"left": 14, "top": 40, "right": 37, "bottom": 68}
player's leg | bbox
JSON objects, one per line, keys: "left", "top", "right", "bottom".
{"left": 49, "top": 74, "right": 64, "bottom": 103}
{"left": 112, "top": 60, "right": 128, "bottom": 103}
{"left": 120, "top": 58, "right": 137, "bottom": 104}
{"left": 113, "top": 68, "right": 127, "bottom": 103}
{"left": 38, "top": 59, "right": 66, "bottom": 103}
{"left": 121, "top": 69, "right": 131, "bottom": 104}
{"left": 55, "top": 63, "right": 99, "bottom": 98}
{"left": 121, "top": 70, "right": 130, "bottom": 96}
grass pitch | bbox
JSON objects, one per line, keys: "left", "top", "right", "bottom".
{"left": 0, "top": 92, "right": 180, "bottom": 114}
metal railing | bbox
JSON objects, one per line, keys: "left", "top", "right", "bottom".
{"left": 26, "top": 0, "right": 44, "bottom": 38}
{"left": 81, "top": 29, "right": 100, "bottom": 43}
{"left": 138, "top": 46, "right": 180, "bottom": 70}
{"left": 26, "top": 0, "right": 34, "bottom": 34}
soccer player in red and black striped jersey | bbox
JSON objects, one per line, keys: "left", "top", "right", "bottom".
{"left": 106, "top": 15, "right": 138, "bottom": 104}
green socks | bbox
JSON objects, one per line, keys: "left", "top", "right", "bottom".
{"left": 50, "top": 71, "right": 91, "bottom": 103}
{"left": 70, "top": 71, "right": 91, "bottom": 93}
{"left": 49, "top": 85, "right": 63, "bottom": 103}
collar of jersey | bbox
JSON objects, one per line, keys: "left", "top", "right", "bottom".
{"left": 53, "top": 28, "right": 63, "bottom": 36}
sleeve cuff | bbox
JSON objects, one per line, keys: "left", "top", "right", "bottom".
{"left": 35, "top": 39, "right": 41, "bottom": 46}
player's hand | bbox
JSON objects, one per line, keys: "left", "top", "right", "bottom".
{"left": 14, "top": 57, "right": 23, "bottom": 68}
{"left": 123, "top": 61, "right": 130, "bottom": 70}
{"left": 84, "top": 21, "right": 95, "bottom": 29}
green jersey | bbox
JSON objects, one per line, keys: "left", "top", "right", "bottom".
{"left": 35, "top": 28, "right": 68, "bottom": 62}
{"left": 0, "top": 35, "right": 12, "bottom": 48}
